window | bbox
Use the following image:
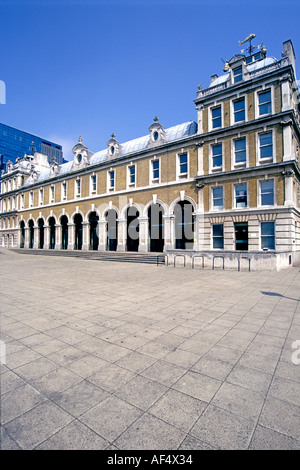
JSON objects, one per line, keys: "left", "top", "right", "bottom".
{"left": 233, "top": 66, "right": 243, "bottom": 83}
{"left": 233, "top": 98, "right": 245, "bottom": 122}
{"left": 212, "top": 186, "right": 223, "bottom": 210}
{"left": 50, "top": 186, "right": 55, "bottom": 202}
{"left": 178, "top": 153, "right": 188, "bottom": 176}
{"left": 259, "top": 132, "right": 273, "bottom": 161}
{"left": 235, "top": 183, "right": 247, "bottom": 208}
{"left": 212, "top": 143, "right": 222, "bottom": 169}
{"left": 151, "top": 159, "right": 160, "bottom": 181}
{"left": 30, "top": 191, "right": 33, "bottom": 207}
{"left": 12, "top": 196, "right": 16, "bottom": 210}
{"left": 212, "top": 106, "right": 222, "bottom": 129}
{"left": 260, "top": 180, "right": 274, "bottom": 206}
{"left": 21, "top": 194, "right": 24, "bottom": 209}
{"left": 108, "top": 170, "right": 115, "bottom": 190}
{"left": 261, "top": 221, "right": 275, "bottom": 250}
{"left": 234, "top": 138, "right": 246, "bottom": 164}
{"left": 75, "top": 179, "right": 81, "bottom": 197}
{"left": 128, "top": 165, "right": 136, "bottom": 186}
{"left": 91, "top": 174, "right": 97, "bottom": 193}
{"left": 62, "top": 182, "right": 67, "bottom": 200}
{"left": 258, "top": 90, "right": 271, "bottom": 116}
{"left": 39, "top": 188, "right": 44, "bottom": 205}
{"left": 212, "top": 224, "right": 224, "bottom": 249}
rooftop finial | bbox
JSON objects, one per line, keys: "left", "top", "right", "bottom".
{"left": 78, "top": 136, "right": 83, "bottom": 143}
{"left": 153, "top": 116, "right": 159, "bottom": 122}
{"left": 111, "top": 132, "right": 116, "bottom": 139}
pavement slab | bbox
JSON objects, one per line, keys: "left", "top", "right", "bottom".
{"left": 1, "top": 248, "right": 300, "bottom": 450}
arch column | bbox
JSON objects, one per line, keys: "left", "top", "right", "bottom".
{"left": 24, "top": 227, "right": 30, "bottom": 248}
{"left": 163, "top": 215, "right": 174, "bottom": 251}
{"left": 44, "top": 225, "right": 50, "bottom": 249}
{"left": 55, "top": 224, "right": 61, "bottom": 249}
{"left": 33, "top": 227, "right": 39, "bottom": 249}
{"left": 98, "top": 220, "right": 107, "bottom": 251}
{"left": 117, "top": 218, "right": 126, "bottom": 252}
{"left": 82, "top": 221, "right": 89, "bottom": 251}
{"left": 68, "top": 223, "right": 75, "bottom": 250}
{"left": 138, "top": 216, "right": 148, "bottom": 252}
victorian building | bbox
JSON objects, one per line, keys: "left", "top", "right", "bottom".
{"left": 1, "top": 39, "right": 300, "bottom": 270}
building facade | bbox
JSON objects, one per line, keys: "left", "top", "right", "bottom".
{"left": 1, "top": 39, "right": 300, "bottom": 271}
{"left": 0, "top": 123, "right": 63, "bottom": 172}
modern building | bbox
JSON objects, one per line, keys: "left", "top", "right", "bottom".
{"left": 0, "top": 38, "right": 300, "bottom": 271}
{"left": 0, "top": 123, "right": 63, "bottom": 172}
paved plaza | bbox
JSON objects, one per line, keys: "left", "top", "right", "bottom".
{"left": 0, "top": 248, "right": 300, "bottom": 450}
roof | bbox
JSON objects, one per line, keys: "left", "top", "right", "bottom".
{"left": 208, "top": 56, "right": 278, "bottom": 88}
{"left": 23, "top": 120, "right": 197, "bottom": 186}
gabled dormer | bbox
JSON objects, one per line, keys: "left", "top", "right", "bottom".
{"left": 148, "top": 116, "right": 165, "bottom": 148}
{"left": 72, "top": 136, "right": 92, "bottom": 170}
{"left": 107, "top": 133, "right": 120, "bottom": 159}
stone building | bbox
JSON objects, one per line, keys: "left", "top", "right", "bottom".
{"left": 1, "top": 39, "right": 300, "bottom": 270}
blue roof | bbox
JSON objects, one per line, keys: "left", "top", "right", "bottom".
{"left": 23, "top": 120, "right": 197, "bottom": 186}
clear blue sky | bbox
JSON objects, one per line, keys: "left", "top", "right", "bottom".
{"left": 1, "top": 0, "right": 299, "bottom": 160}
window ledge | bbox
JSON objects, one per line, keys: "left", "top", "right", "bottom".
{"left": 259, "top": 158, "right": 273, "bottom": 164}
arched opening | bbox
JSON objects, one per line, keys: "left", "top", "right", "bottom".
{"left": 49, "top": 217, "right": 56, "bottom": 249}
{"left": 38, "top": 219, "right": 44, "bottom": 249}
{"left": 89, "top": 212, "right": 99, "bottom": 250}
{"left": 61, "top": 215, "right": 68, "bottom": 250}
{"left": 148, "top": 203, "right": 164, "bottom": 252}
{"left": 28, "top": 220, "right": 34, "bottom": 249}
{"left": 20, "top": 220, "right": 25, "bottom": 248}
{"left": 174, "top": 200, "right": 194, "bottom": 249}
{"left": 105, "top": 209, "right": 118, "bottom": 251}
{"left": 126, "top": 206, "right": 139, "bottom": 252}
{"left": 74, "top": 213, "right": 83, "bottom": 250}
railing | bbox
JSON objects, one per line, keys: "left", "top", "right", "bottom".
{"left": 212, "top": 256, "right": 224, "bottom": 270}
{"left": 174, "top": 254, "right": 186, "bottom": 267}
{"left": 197, "top": 58, "right": 288, "bottom": 99}
{"left": 238, "top": 257, "right": 251, "bottom": 272}
{"left": 192, "top": 255, "right": 205, "bottom": 269}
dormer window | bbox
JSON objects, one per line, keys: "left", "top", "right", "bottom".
{"left": 76, "top": 154, "right": 82, "bottom": 164}
{"left": 233, "top": 66, "right": 243, "bottom": 83}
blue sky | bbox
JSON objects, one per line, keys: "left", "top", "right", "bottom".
{"left": 1, "top": 0, "right": 299, "bottom": 160}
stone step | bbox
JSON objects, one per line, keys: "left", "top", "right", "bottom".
{"left": 11, "top": 249, "right": 166, "bottom": 265}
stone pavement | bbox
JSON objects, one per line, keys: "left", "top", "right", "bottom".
{"left": 0, "top": 248, "right": 300, "bottom": 450}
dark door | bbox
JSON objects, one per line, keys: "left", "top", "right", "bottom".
{"left": 235, "top": 222, "right": 248, "bottom": 251}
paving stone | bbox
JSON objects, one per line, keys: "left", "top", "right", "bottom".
{"left": 249, "top": 425, "right": 300, "bottom": 450}
{"left": 148, "top": 389, "right": 207, "bottom": 433}
{"left": 1, "top": 383, "right": 47, "bottom": 424}
{"left": 190, "top": 404, "right": 255, "bottom": 450}
{"left": 211, "top": 382, "right": 266, "bottom": 421}
{"left": 115, "top": 375, "right": 168, "bottom": 410}
{"left": 172, "top": 370, "right": 222, "bottom": 402}
{"left": 80, "top": 396, "right": 143, "bottom": 442}
{"left": 114, "top": 413, "right": 186, "bottom": 450}
{"left": 3, "top": 401, "right": 73, "bottom": 449}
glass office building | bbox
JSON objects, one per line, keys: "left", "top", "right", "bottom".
{"left": 0, "top": 123, "right": 63, "bottom": 172}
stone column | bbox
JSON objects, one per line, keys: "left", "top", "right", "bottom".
{"left": 117, "top": 218, "right": 127, "bottom": 252}
{"left": 67, "top": 223, "right": 75, "bottom": 250}
{"left": 283, "top": 170, "right": 295, "bottom": 206}
{"left": 82, "top": 222, "right": 89, "bottom": 251}
{"left": 163, "top": 215, "right": 174, "bottom": 251}
{"left": 24, "top": 227, "right": 29, "bottom": 248}
{"left": 98, "top": 220, "right": 107, "bottom": 251}
{"left": 33, "top": 227, "right": 39, "bottom": 249}
{"left": 138, "top": 216, "right": 148, "bottom": 252}
{"left": 44, "top": 225, "right": 50, "bottom": 249}
{"left": 282, "top": 122, "right": 293, "bottom": 161}
{"left": 55, "top": 224, "right": 61, "bottom": 249}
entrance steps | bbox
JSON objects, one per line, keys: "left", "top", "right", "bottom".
{"left": 11, "top": 248, "right": 166, "bottom": 265}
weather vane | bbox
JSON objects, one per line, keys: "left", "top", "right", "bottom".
{"left": 239, "top": 33, "right": 256, "bottom": 55}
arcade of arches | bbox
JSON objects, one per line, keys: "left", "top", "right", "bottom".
{"left": 15, "top": 200, "right": 196, "bottom": 252}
